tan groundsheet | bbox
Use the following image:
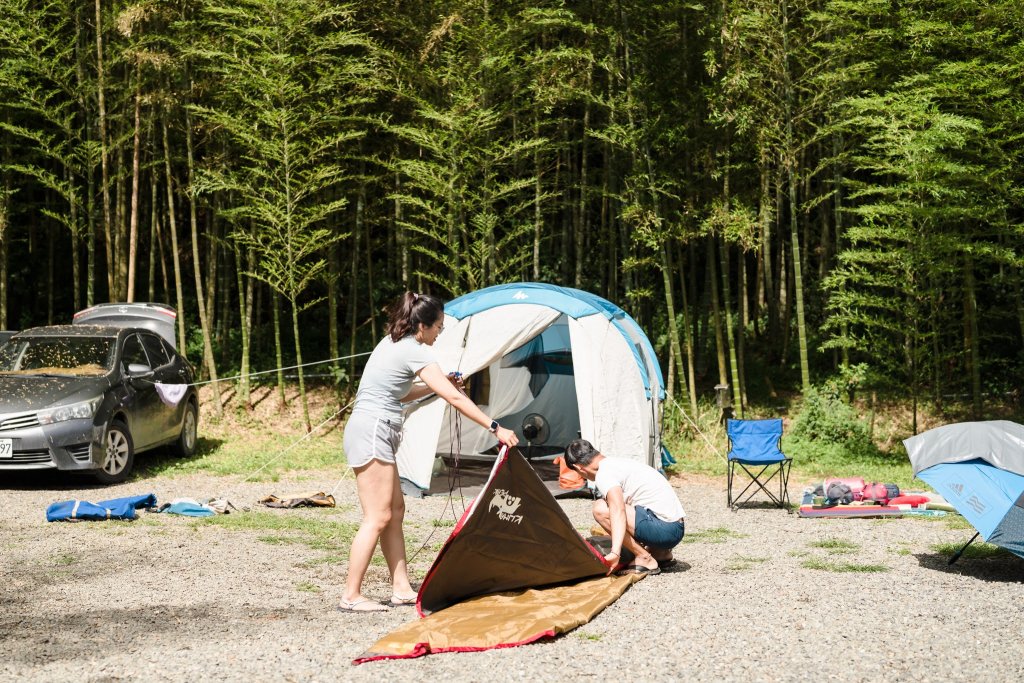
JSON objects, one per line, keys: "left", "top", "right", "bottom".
{"left": 355, "top": 573, "right": 641, "bottom": 663}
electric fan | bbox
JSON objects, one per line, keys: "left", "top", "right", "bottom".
{"left": 521, "top": 413, "right": 550, "bottom": 459}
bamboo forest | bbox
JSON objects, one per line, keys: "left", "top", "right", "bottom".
{"left": 2, "top": 0, "right": 1023, "bottom": 435}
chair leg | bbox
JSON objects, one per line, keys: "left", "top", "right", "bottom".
{"left": 730, "top": 461, "right": 791, "bottom": 509}
{"left": 727, "top": 460, "right": 734, "bottom": 508}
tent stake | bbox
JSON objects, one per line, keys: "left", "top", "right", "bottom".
{"left": 948, "top": 532, "right": 980, "bottom": 565}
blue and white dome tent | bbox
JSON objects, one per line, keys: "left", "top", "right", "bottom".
{"left": 396, "top": 283, "right": 667, "bottom": 491}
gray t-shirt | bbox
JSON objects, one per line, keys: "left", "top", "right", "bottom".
{"left": 352, "top": 335, "right": 438, "bottom": 423}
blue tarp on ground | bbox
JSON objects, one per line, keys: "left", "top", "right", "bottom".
{"left": 46, "top": 493, "right": 157, "bottom": 521}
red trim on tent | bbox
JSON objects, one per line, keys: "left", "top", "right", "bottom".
{"left": 352, "top": 628, "right": 558, "bottom": 665}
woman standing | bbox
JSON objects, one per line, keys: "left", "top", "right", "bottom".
{"left": 338, "top": 292, "right": 519, "bottom": 612}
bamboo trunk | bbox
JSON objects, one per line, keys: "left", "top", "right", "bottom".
{"left": 676, "top": 243, "right": 698, "bottom": 416}
{"left": 148, "top": 143, "right": 158, "bottom": 302}
{"left": 186, "top": 106, "right": 222, "bottom": 416}
{"left": 127, "top": 68, "right": 142, "bottom": 302}
{"left": 965, "top": 254, "right": 982, "bottom": 418}
{"left": 533, "top": 109, "right": 542, "bottom": 281}
{"left": 719, "top": 239, "right": 743, "bottom": 417}
{"left": 234, "top": 242, "right": 253, "bottom": 409}
{"left": 707, "top": 238, "right": 728, "bottom": 388}
{"left": 328, "top": 241, "right": 339, "bottom": 384}
{"left": 162, "top": 114, "right": 187, "bottom": 355}
{"left": 782, "top": 0, "right": 810, "bottom": 392}
{"left": 95, "top": 0, "right": 114, "bottom": 301}
{"left": 661, "top": 244, "right": 692, "bottom": 411}
{"left": 273, "top": 290, "right": 287, "bottom": 409}
{"left": 291, "top": 299, "right": 312, "bottom": 432}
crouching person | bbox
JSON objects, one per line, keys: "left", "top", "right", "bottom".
{"left": 564, "top": 439, "right": 685, "bottom": 575}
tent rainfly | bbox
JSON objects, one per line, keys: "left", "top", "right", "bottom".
{"left": 396, "top": 283, "right": 666, "bottom": 492}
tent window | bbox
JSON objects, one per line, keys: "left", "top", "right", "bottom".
{"left": 468, "top": 369, "right": 490, "bottom": 405}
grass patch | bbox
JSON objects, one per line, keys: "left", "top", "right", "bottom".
{"left": 808, "top": 538, "right": 859, "bottom": 554}
{"left": 196, "top": 511, "right": 358, "bottom": 562}
{"left": 681, "top": 527, "right": 747, "bottom": 544}
{"left": 52, "top": 552, "right": 78, "bottom": 566}
{"left": 801, "top": 557, "right": 888, "bottom": 573}
{"left": 577, "top": 632, "right": 602, "bottom": 642}
{"left": 136, "top": 389, "right": 351, "bottom": 480}
{"left": 944, "top": 515, "right": 974, "bottom": 531}
{"left": 295, "top": 581, "right": 321, "bottom": 593}
{"left": 432, "top": 519, "right": 455, "bottom": 528}
{"left": 140, "top": 431, "right": 347, "bottom": 479}
{"left": 725, "top": 555, "right": 769, "bottom": 571}
{"left": 931, "top": 540, "right": 1009, "bottom": 560}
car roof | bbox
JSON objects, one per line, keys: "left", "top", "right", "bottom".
{"left": 13, "top": 325, "right": 126, "bottom": 339}
{"left": 73, "top": 303, "right": 177, "bottom": 349}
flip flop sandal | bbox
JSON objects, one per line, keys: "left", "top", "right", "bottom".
{"left": 337, "top": 599, "right": 390, "bottom": 613}
{"left": 388, "top": 595, "right": 417, "bottom": 607}
{"left": 617, "top": 565, "right": 661, "bottom": 576}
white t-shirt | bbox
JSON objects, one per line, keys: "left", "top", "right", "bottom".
{"left": 352, "top": 335, "right": 437, "bottom": 423}
{"left": 594, "top": 457, "right": 685, "bottom": 522}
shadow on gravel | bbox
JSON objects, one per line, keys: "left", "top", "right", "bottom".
{"left": 1, "top": 470, "right": 94, "bottom": 491}
{"left": 1, "top": 436, "right": 226, "bottom": 491}
{"left": 0, "top": 603, "right": 305, "bottom": 666}
{"left": 2, "top": 546, "right": 155, "bottom": 615}
{"left": 728, "top": 500, "right": 790, "bottom": 511}
{"left": 914, "top": 553, "right": 1024, "bottom": 583}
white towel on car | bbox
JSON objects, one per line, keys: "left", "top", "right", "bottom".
{"left": 154, "top": 382, "right": 188, "bottom": 407}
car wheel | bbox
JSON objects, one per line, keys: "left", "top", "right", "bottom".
{"left": 92, "top": 419, "right": 135, "bottom": 484}
{"left": 172, "top": 400, "right": 198, "bottom": 458}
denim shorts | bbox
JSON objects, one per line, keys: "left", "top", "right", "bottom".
{"left": 634, "top": 505, "right": 685, "bottom": 549}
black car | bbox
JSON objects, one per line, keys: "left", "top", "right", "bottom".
{"left": 0, "top": 303, "right": 198, "bottom": 483}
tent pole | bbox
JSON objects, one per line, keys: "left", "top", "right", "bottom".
{"left": 948, "top": 532, "right": 980, "bottom": 565}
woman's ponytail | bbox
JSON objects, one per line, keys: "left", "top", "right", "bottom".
{"left": 387, "top": 291, "right": 444, "bottom": 341}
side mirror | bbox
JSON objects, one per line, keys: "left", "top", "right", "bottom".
{"left": 126, "top": 363, "right": 154, "bottom": 379}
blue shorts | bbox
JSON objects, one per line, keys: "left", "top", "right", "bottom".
{"left": 634, "top": 505, "right": 685, "bottom": 549}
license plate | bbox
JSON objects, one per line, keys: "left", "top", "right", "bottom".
{"left": 0, "top": 438, "right": 11, "bottom": 458}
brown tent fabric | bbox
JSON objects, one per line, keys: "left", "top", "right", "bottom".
{"left": 354, "top": 573, "right": 641, "bottom": 664}
{"left": 416, "top": 447, "right": 610, "bottom": 615}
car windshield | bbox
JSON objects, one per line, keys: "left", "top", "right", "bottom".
{"left": 0, "top": 337, "right": 114, "bottom": 376}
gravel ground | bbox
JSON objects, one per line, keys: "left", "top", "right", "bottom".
{"left": 2, "top": 466, "right": 1022, "bottom": 683}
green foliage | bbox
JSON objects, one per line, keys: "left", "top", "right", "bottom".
{"left": 0, "top": 0, "right": 88, "bottom": 237}
{"left": 387, "top": 5, "right": 588, "bottom": 295}
{"left": 782, "top": 436, "right": 917, "bottom": 489}
{"left": 791, "top": 384, "right": 874, "bottom": 453}
{"left": 190, "top": 0, "right": 371, "bottom": 308}
{"left": 2, "top": 0, "right": 1024, "bottom": 418}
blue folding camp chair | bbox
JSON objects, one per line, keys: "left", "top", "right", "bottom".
{"left": 726, "top": 418, "right": 792, "bottom": 510}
